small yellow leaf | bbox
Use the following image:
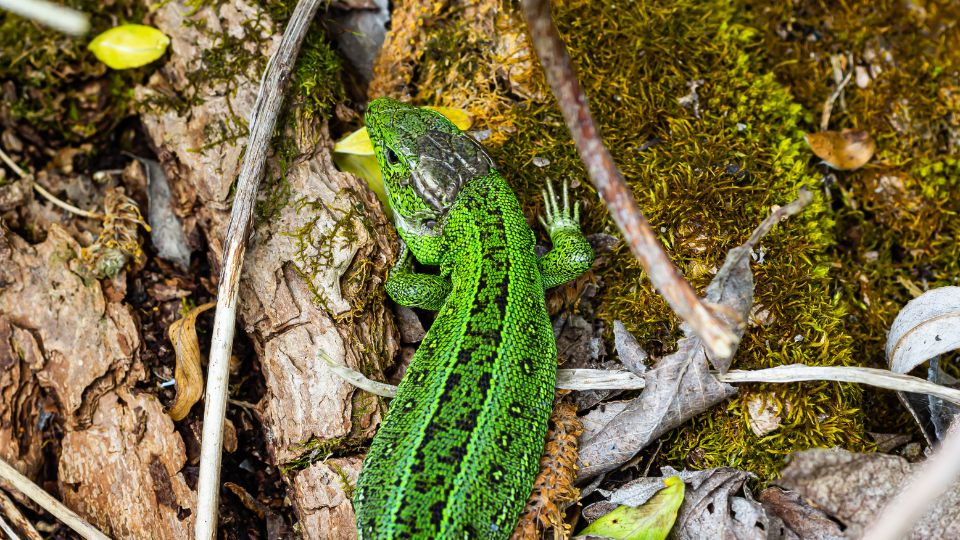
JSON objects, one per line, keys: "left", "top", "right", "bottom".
{"left": 578, "top": 476, "right": 685, "bottom": 540}
{"left": 167, "top": 301, "right": 216, "bottom": 421}
{"left": 333, "top": 126, "right": 375, "bottom": 156}
{"left": 88, "top": 24, "right": 170, "bottom": 70}
{"left": 804, "top": 129, "right": 875, "bottom": 171}
{"left": 423, "top": 106, "right": 473, "bottom": 130}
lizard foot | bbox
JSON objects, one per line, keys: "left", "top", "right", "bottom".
{"left": 538, "top": 179, "right": 582, "bottom": 237}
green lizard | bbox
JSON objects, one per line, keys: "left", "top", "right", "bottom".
{"left": 354, "top": 97, "right": 594, "bottom": 539}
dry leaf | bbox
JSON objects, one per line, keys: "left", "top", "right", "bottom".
{"left": 745, "top": 392, "right": 782, "bottom": 437}
{"left": 886, "top": 286, "right": 960, "bottom": 442}
{"left": 758, "top": 487, "right": 844, "bottom": 540}
{"left": 576, "top": 335, "right": 737, "bottom": 480}
{"left": 776, "top": 448, "right": 960, "bottom": 539}
{"left": 167, "top": 301, "right": 216, "bottom": 421}
{"left": 135, "top": 156, "right": 191, "bottom": 269}
{"left": 804, "top": 129, "right": 876, "bottom": 170}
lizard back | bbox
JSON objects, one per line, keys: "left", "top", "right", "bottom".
{"left": 354, "top": 172, "right": 556, "bottom": 538}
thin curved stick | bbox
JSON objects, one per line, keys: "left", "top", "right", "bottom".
{"left": 0, "top": 458, "right": 108, "bottom": 540}
{"left": 0, "top": 147, "right": 104, "bottom": 219}
{"left": 194, "top": 1, "right": 326, "bottom": 538}
{"left": 520, "top": 0, "right": 737, "bottom": 359}
{"left": 717, "top": 365, "right": 960, "bottom": 406}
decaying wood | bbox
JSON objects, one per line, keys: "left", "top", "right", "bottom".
{"left": 520, "top": 0, "right": 736, "bottom": 360}
{"left": 291, "top": 457, "right": 364, "bottom": 539}
{"left": 0, "top": 225, "right": 140, "bottom": 429}
{"left": 0, "top": 458, "right": 108, "bottom": 540}
{"left": 137, "top": 1, "right": 398, "bottom": 536}
{"left": 59, "top": 389, "right": 195, "bottom": 539}
{"left": 0, "top": 221, "right": 195, "bottom": 538}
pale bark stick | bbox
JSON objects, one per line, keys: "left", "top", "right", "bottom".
{"left": 717, "top": 365, "right": 960, "bottom": 406}
{"left": 0, "top": 459, "right": 108, "bottom": 540}
{"left": 0, "top": 0, "right": 88, "bottom": 35}
{"left": 520, "top": 0, "right": 737, "bottom": 359}
{"left": 194, "top": 1, "right": 325, "bottom": 538}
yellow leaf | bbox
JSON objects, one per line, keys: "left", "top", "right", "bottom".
{"left": 578, "top": 476, "right": 685, "bottom": 540}
{"left": 333, "top": 153, "right": 391, "bottom": 218}
{"left": 423, "top": 106, "right": 473, "bottom": 130}
{"left": 167, "top": 301, "right": 216, "bottom": 421}
{"left": 333, "top": 126, "right": 375, "bottom": 156}
{"left": 88, "top": 24, "right": 170, "bottom": 70}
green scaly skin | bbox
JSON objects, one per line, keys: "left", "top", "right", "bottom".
{"left": 354, "top": 98, "right": 594, "bottom": 539}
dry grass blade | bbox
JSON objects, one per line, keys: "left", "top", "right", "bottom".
{"left": 167, "top": 301, "right": 217, "bottom": 421}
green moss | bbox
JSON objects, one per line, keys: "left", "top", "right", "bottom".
{"left": 294, "top": 27, "right": 346, "bottom": 120}
{"left": 281, "top": 435, "right": 367, "bottom": 473}
{"left": 0, "top": 0, "right": 150, "bottom": 146}
{"left": 386, "top": 0, "right": 892, "bottom": 478}
{"left": 738, "top": 0, "right": 960, "bottom": 434}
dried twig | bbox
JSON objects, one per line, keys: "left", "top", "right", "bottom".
{"left": 0, "top": 514, "right": 18, "bottom": 540}
{"left": 819, "top": 55, "right": 854, "bottom": 131}
{"left": 0, "top": 147, "right": 103, "bottom": 219}
{"left": 319, "top": 351, "right": 645, "bottom": 397}
{"left": 0, "top": 490, "right": 42, "bottom": 540}
{"left": 520, "top": 0, "right": 737, "bottom": 359}
{"left": 0, "top": 459, "right": 108, "bottom": 540}
{"left": 0, "top": 0, "right": 89, "bottom": 36}
{"left": 716, "top": 365, "right": 960, "bottom": 406}
{"left": 861, "top": 421, "right": 960, "bottom": 540}
{"left": 194, "top": 1, "right": 326, "bottom": 538}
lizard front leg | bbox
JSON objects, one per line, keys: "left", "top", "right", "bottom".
{"left": 538, "top": 180, "right": 595, "bottom": 289}
{"left": 385, "top": 239, "right": 451, "bottom": 310}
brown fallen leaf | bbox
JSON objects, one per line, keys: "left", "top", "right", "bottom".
{"left": 167, "top": 301, "right": 216, "bottom": 421}
{"left": 758, "top": 487, "right": 844, "bottom": 540}
{"left": 804, "top": 129, "right": 876, "bottom": 170}
{"left": 776, "top": 448, "right": 960, "bottom": 539}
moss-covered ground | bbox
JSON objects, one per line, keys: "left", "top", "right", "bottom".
{"left": 374, "top": 0, "right": 960, "bottom": 479}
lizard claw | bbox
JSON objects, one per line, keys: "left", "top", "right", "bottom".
{"left": 540, "top": 179, "right": 582, "bottom": 237}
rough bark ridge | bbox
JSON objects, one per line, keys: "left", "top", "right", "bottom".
{"left": 136, "top": 2, "right": 398, "bottom": 535}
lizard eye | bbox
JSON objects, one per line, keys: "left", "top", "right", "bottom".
{"left": 424, "top": 219, "right": 437, "bottom": 230}
{"left": 385, "top": 148, "right": 400, "bottom": 167}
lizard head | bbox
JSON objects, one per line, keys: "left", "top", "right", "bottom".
{"left": 365, "top": 97, "right": 494, "bottom": 236}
